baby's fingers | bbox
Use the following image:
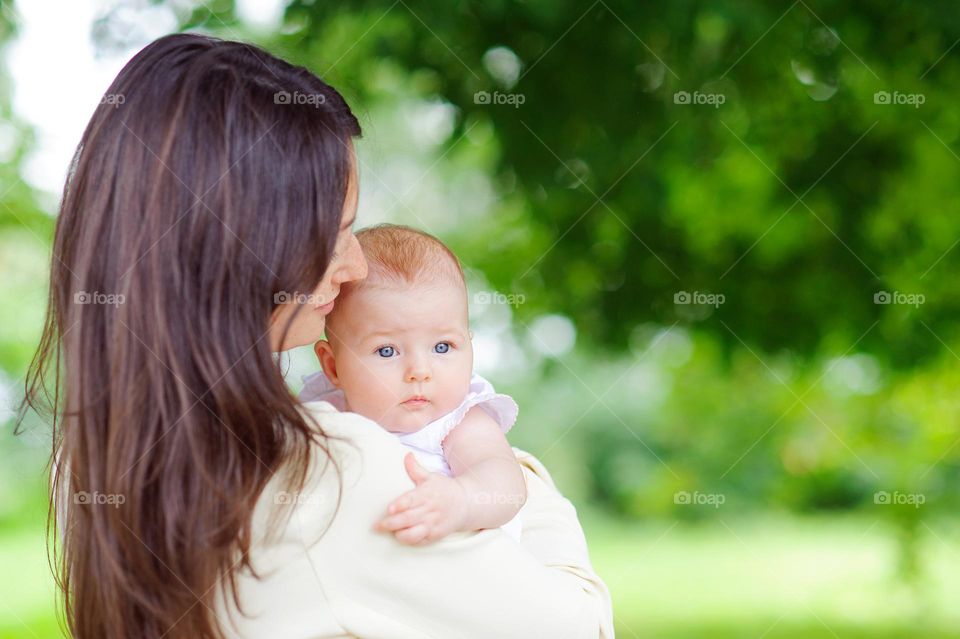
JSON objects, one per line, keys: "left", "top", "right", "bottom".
{"left": 394, "top": 524, "right": 431, "bottom": 545}
{"left": 387, "top": 491, "right": 420, "bottom": 515}
{"left": 376, "top": 506, "right": 430, "bottom": 533}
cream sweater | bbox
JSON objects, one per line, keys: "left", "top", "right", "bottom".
{"left": 216, "top": 399, "right": 615, "bottom": 638}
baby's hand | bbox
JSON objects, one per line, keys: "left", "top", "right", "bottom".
{"left": 375, "top": 453, "right": 470, "bottom": 545}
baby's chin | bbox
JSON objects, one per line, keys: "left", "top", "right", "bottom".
{"left": 381, "top": 412, "right": 435, "bottom": 435}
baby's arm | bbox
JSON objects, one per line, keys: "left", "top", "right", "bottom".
{"left": 443, "top": 406, "right": 527, "bottom": 531}
{"left": 375, "top": 406, "right": 527, "bottom": 544}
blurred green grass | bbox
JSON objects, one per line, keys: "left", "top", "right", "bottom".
{"left": 582, "top": 510, "right": 960, "bottom": 637}
{"left": 4, "top": 3, "right": 960, "bottom": 637}
{"left": 0, "top": 487, "right": 59, "bottom": 639}
{"left": 3, "top": 496, "right": 959, "bottom": 638}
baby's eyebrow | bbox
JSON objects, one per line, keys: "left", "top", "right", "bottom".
{"left": 364, "top": 331, "right": 396, "bottom": 342}
{"left": 361, "top": 327, "right": 466, "bottom": 342}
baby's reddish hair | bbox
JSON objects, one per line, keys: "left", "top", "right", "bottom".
{"left": 348, "top": 223, "right": 465, "bottom": 291}
{"left": 324, "top": 224, "right": 467, "bottom": 340}
{"left": 327, "top": 224, "right": 467, "bottom": 339}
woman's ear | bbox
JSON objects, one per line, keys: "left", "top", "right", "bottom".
{"left": 314, "top": 339, "right": 341, "bottom": 387}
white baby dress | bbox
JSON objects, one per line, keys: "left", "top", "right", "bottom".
{"left": 298, "top": 370, "right": 524, "bottom": 542}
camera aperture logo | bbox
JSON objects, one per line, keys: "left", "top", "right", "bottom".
{"left": 274, "top": 90, "right": 326, "bottom": 108}
{"left": 673, "top": 91, "right": 726, "bottom": 108}
{"left": 674, "top": 290, "right": 725, "bottom": 308}
{"left": 74, "top": 491, "right": 126, "bottom": 508}
{"left": 873, "top": 91, "right": 925, "bottom": 108}
{"left": 474, "top": 90, "right": 525, "bottom": 108}
{"left": 473, "top": 491, "right": 525, "bottom": 506}
{"left": 874, "top": 491, "right": 925, "bottom": 508}
{"left": 873, "top": 290, "right": 924, "bottom": 308}
{"left": 74, "top": 291, "right": 125, "bottom": 307}
{"left": 473, "top": 291, "right": 525, "bottom": 308}
{"left": 274, "top": 491, "right": 322, "bottom": 506}
{"left": 674, "top": 491, "right": 725, "bottom": 508}
{"left": 274, "top": 291, "right": 332, "bottom": 306}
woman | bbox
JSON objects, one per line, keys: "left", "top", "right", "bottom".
{"left": 20, "top": 33, "right": 613, "bottom": 638}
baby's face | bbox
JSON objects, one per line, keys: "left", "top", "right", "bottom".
{"left": 325, "top": 281, "right": 473, "bottom": 434}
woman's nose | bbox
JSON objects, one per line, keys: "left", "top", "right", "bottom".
{"left": 334, "top": 235, "right": 368, "bottom": 285}
{"left": 347, "top": 236, "right": 368, "bottom": 280}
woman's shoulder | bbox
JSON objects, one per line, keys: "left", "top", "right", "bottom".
{"left": 220, "top": 402, "right": 417, "bottom": 636}
{"left": 256, "top": 401, "right": 412, "bottom": 536}
{"left": 297, "top": 399, "right": 409, "bottom": 476}
{"left": 297, "top": 401, "right": 411, "bottom": 463}
{"left": 224, "top": 401, "right": 616, "bottom": 639}
{"left": 296, "top": 399, "right": 397, "bottom": 449}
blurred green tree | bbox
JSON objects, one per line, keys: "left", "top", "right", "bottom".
{"left": 257, "top": 0, "right": 960, "bottom": 371}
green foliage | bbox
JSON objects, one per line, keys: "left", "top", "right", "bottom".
{"left": 250, "top": 0, "right": 960, "bottom": 538}
{"left": 4, "top": 2, "right": 960, "bottom": 635}
{"left": 280, "top": 0, "right": 960, "bottom": 367}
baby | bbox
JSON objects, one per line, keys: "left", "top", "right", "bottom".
{"left": 299, "top": 224, "right": 526, "bottom": 545}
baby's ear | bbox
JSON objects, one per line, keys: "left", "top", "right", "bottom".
{"left": 314, "top": 340, "right": 341, "bottom": 387}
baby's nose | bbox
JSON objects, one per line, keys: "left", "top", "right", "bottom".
{"left": 405, "top": 363, "right": 431, "bottom": 382}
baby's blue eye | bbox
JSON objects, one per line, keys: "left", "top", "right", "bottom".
{"left": 434, "top": 342, "right": 451, "bottom": 354}
{"left": 376, "top": 346, "right": 396, "bottom": 358}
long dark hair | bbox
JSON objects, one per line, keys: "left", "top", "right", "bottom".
{"left": 16, "top": 33, "right": 361, "bottom": 638}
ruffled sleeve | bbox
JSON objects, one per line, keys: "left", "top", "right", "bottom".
{"left": 454, "top": 373, "right": 519, "bottom": 435}
{"left": 398, "top": 373, "right": 519, "bottom": 458}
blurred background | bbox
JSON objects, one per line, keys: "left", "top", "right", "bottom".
{"left": 3, "top": 0, "right": 960, "bottom": 637}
